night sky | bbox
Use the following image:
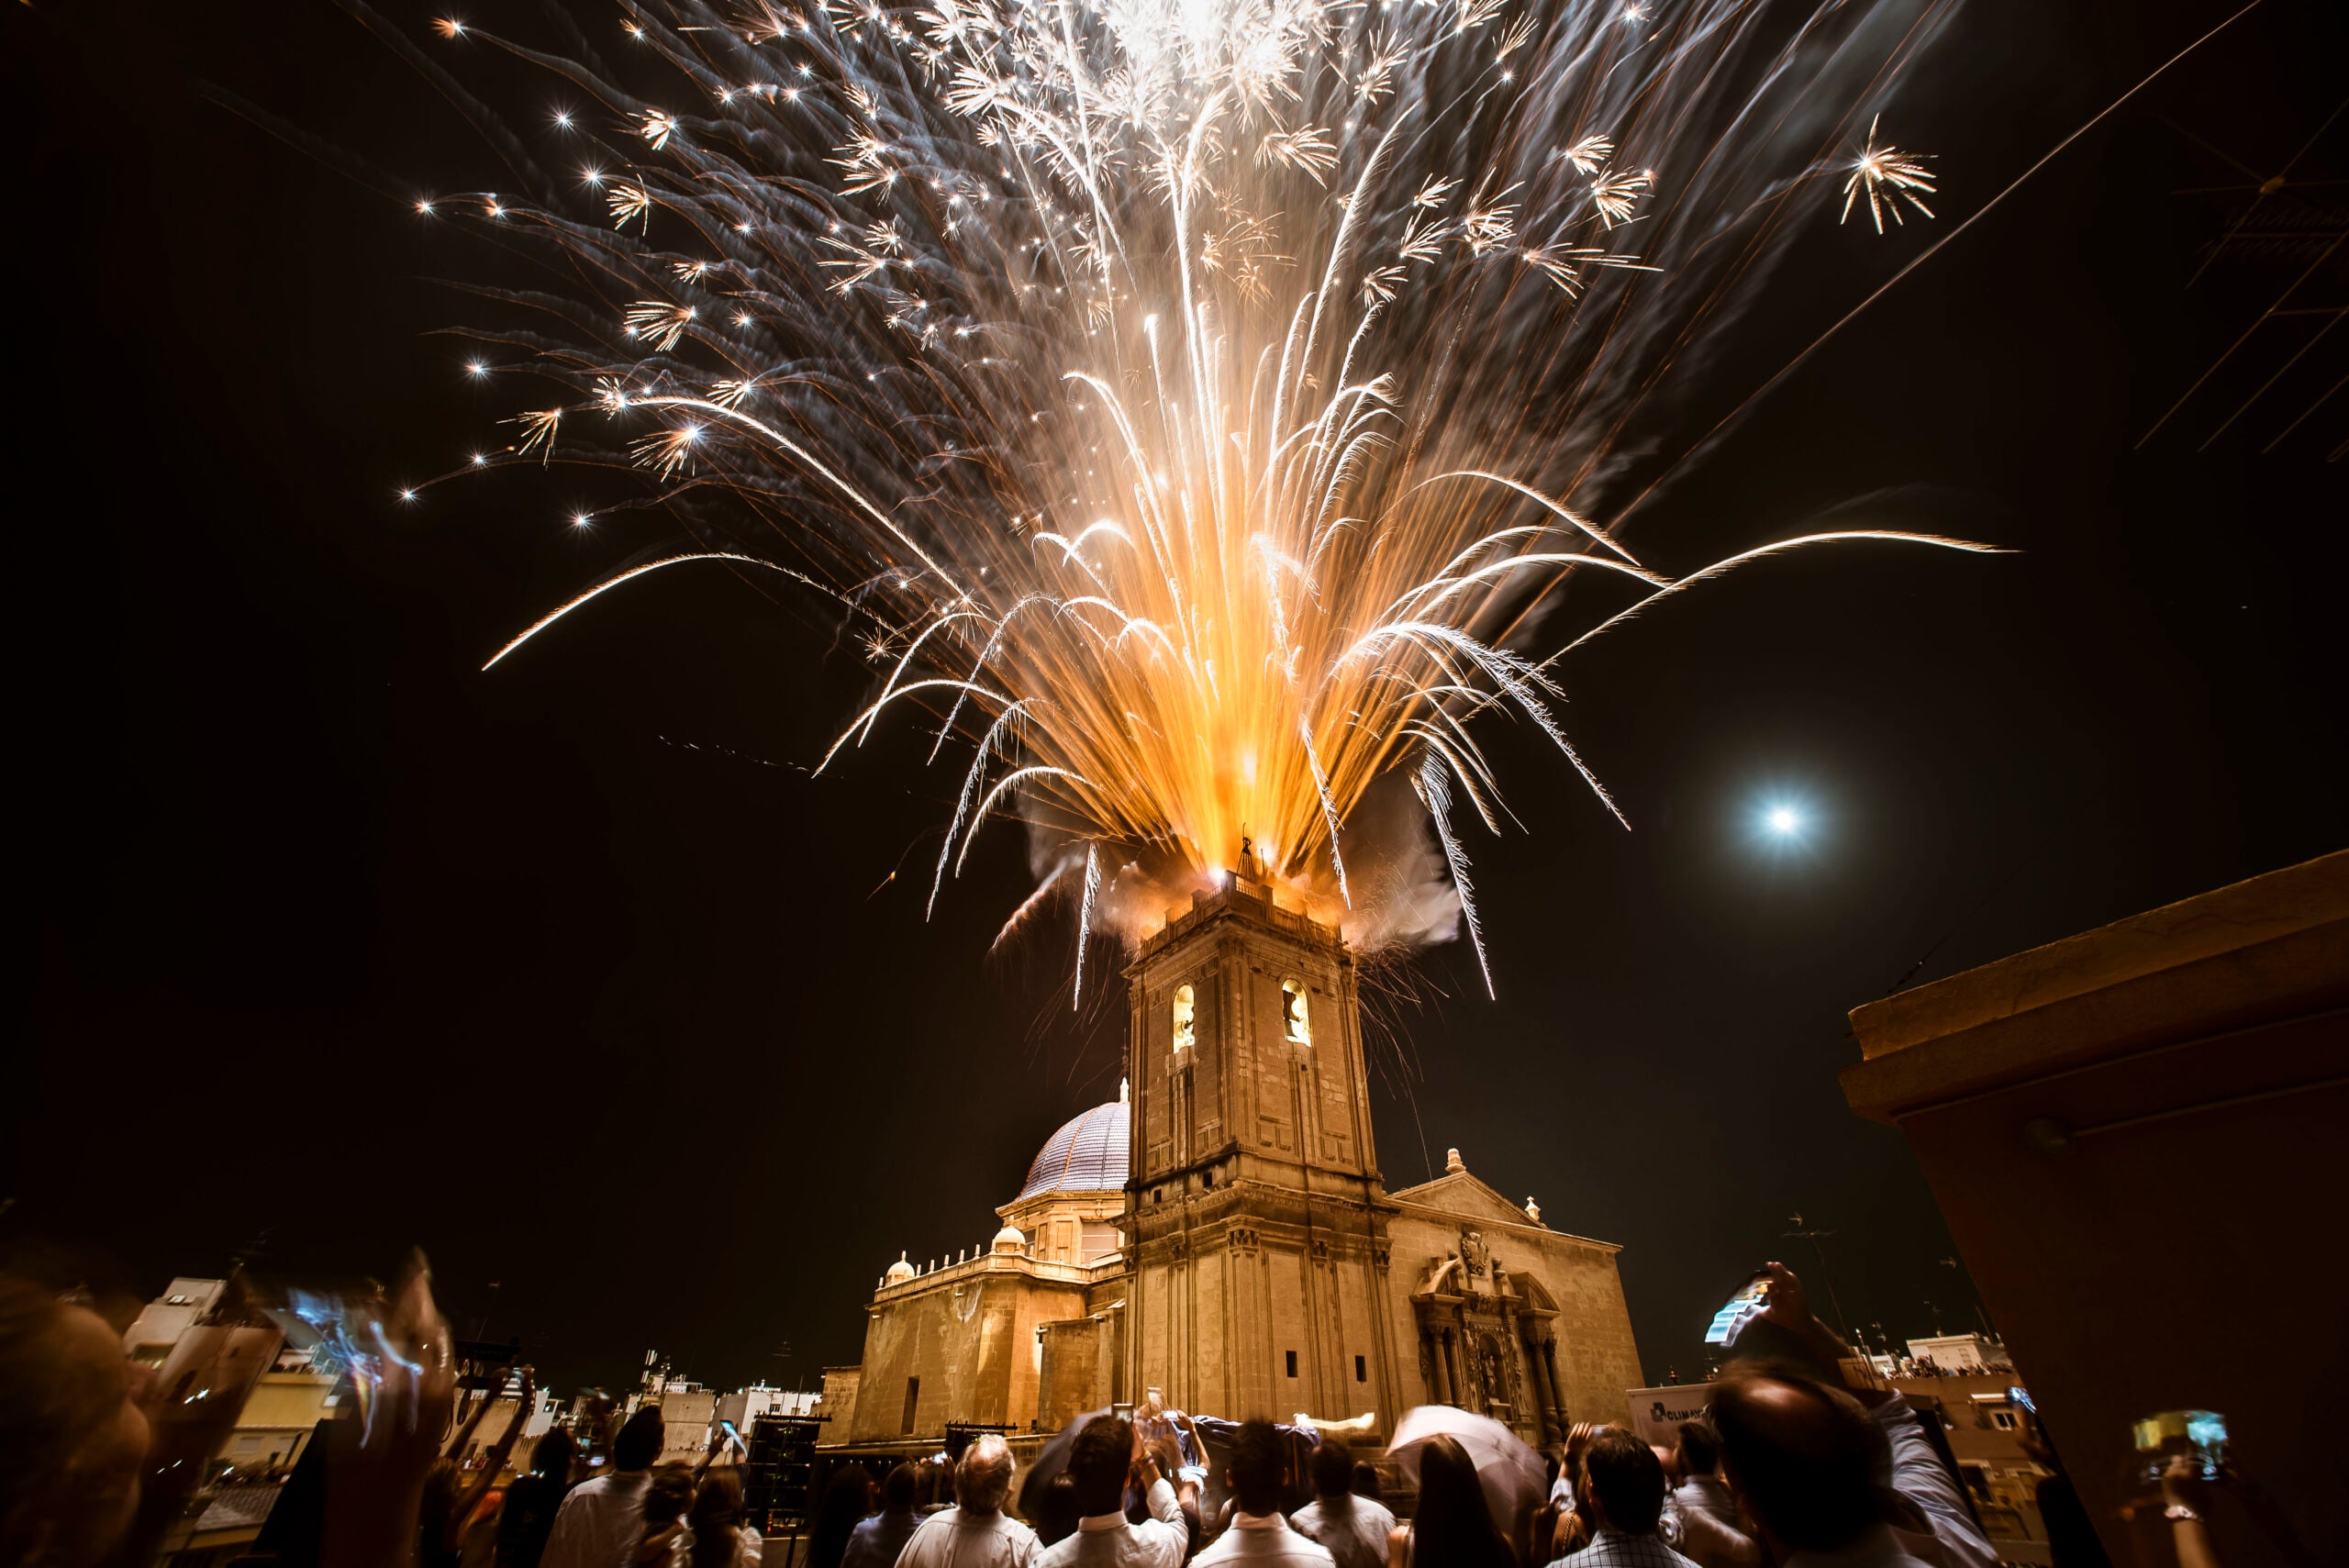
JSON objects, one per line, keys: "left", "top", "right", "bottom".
{"left": 15, "top": 0, "right": 2344, "bottom": 1403}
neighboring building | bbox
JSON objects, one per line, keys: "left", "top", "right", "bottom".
{"left": 624, "top": 1362, "right": 818, "bottom": 1461}
{"left": 720, "top": 1385, "right": 820, "bottom": 1430}
{"left": 822, "top": 873, "right": 1642, "bottom": 1458}
{"left": 1904, "top": 1333, "right": 2013, "bottom": 1373}
{"left": 123, "top": 1277, "right": 229, "bottom": 1366}
{"left": 659, "top": 1387, "right": 722, "bottom": 1466}
{"left": 446, "top": 1385, "right": 563, "bottom": 1472}
{"left": 126, "top": 1278, "right": 557, "bottom": 1485}
{"left": 122, "top": 1277, "right": 324, "bottom": 1474}
{"left": 218, "top": 1362, "right": 338, "bottom": 1473}
{"left": 1889, "top": 1369, "right": 2050, "bottom": 1563}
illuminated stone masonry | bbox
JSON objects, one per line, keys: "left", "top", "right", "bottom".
{"left": 819, "top": 878, "right": 1642, "bottom": 1455}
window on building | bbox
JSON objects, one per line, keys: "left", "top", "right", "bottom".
{"left": 1282, "top": 981, "right": 1311, "bottom": 1046}
{"left": 1355, "top": 1355, "right": 1367, "bottom": 1383}
{"left": 1990, "top": 1410, "right": 2017, "bottom": 1429}
{"left": 901, "top": 1376, "right": 920, "bottom": 1434}
{"left": 1286, "top": 1351, "right": 1298, "bottom": 1378}
{"left": 1081, "top": 1223, "right": 1118, "bottom": 1262}
{"left": 1173, "top": 984, "right": 1196, "bottom": 1052}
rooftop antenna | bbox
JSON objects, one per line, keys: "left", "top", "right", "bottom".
{"left": 1937, "top": 1255, "right": 1998, "bottom": 1339}
{"left": 2139, "top": 105, "right": 2349, "bottom": 455}
{"left": 471, "top": 1282, "right": 502, "bottom": 1342}
{"left": 1783, "top": 1213, "right": 1854, "bottom": 1344}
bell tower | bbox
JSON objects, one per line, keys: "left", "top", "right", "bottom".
{"left": 1121, "top": 863, "right": 1403, "bottom": 1427}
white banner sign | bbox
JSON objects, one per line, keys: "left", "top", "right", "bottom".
{"left": 1624, "top": 1385, "right": 1716, "bottom": 1447}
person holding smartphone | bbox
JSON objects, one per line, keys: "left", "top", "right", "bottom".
{"left": 1033, "top": 1414, "right": 1188, "bottom": 1568}
{"left": 1709, "top": 1264, "right": 1995, "bottom": 1568}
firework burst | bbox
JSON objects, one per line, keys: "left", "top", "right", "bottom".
{"left": 407, "top": 0, "right": 1987, "bottom": 994}
{"left": 1842, "top": 116, "right": 1939, "bottom": 232}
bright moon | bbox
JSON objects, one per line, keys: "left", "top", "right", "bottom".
{"left": 1766, "top": 806, "right": 1801, "bottom": 836}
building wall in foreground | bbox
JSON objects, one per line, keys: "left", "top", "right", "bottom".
{"left": 1842, "top": 851, "right": 2349, "bottom": 1568}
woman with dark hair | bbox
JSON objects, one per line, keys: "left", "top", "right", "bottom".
{"left": 1031, "top": 1470, "right": 1082, "bottom": 1548}
{"left": 1387, "top": 1436, "right": 1516, "bottom": 1568}
{"left": 676, "top": 1468, "right": 762, "bottom": 1568}
{"left": 808, "top": 1465, "right": 874, "bottom": 1568}
{"left": 496, "top": 1427, "right": 577, "bottom": 1568}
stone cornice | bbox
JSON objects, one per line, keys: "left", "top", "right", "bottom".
{"left": 868, "top": 1251, "right": 1094, "bottom": 1309}
{"left": 1386, "top": 1191, "right": 1621, "bottom": 1255}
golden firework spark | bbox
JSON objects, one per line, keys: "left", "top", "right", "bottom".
{"left": 1842, "top": 116, "right": 1939, "bottom": 232}
{"left": 411, "top": 0, "right": 1984, "bottom": 992}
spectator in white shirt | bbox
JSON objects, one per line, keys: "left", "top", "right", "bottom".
{"left": 899, "top": 1434, "right": 1039, "bottom": 1568}
{"left": 1034, "top": 1415, "right": 1188, "bottom": 1568}
{"left": 542, "top": 1409, "right": 668, "bottom": 1568}
{"left": 1289, "top": 1442, "right": 1393, "bottom": 1568}
{"left": 1194, "top": 1421, "right": 1332, "bottom": 1568}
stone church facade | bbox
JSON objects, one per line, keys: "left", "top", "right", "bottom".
{"left": 818, "top": 876, "right": 1641, "bottom": 1454}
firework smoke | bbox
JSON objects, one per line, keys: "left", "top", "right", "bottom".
{"left": 394, "top": 0, "right": 1991, "bottom": 990}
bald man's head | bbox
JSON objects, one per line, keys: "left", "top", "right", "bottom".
{"left": 956, "top": 1433, "right": 1015, "bottom": 1515}
{"left": 1709, "top": 1362, "right": 1879, "bottom": 1554}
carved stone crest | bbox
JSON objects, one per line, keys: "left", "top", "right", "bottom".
{"left": 1459, "top": 1228, "right": 1491, "bottom": 1278}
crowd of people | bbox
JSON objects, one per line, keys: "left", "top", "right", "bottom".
{"left": 747, "top": 1260, "right": 2011, "bottom": 1568}
{"left": 9, "top": 1252, "right": 2281, "bottom": 1568}
{"left": 758, "top": 1353, "right": 1998, "bottom": 1568}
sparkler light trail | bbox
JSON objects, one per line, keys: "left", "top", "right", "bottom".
{"left": 388, "top": 0, "right": 1996, "bottom": 992}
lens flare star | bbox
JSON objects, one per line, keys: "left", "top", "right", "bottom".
{"left": 1842, "top": 116, "right": 1939, "bottom": 233}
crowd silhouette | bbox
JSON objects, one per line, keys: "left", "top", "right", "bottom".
{"left": 13, "top": 1253, "right": 2294, "bottom": 1568}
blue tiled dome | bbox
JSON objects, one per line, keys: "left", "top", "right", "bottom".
{"left": 1015, "top": 1099, "right": 1130, "bottom": 1201}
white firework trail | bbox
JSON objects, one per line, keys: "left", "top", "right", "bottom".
{"left": 380, "top": 0, "right": 1995, "bottom": 984}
